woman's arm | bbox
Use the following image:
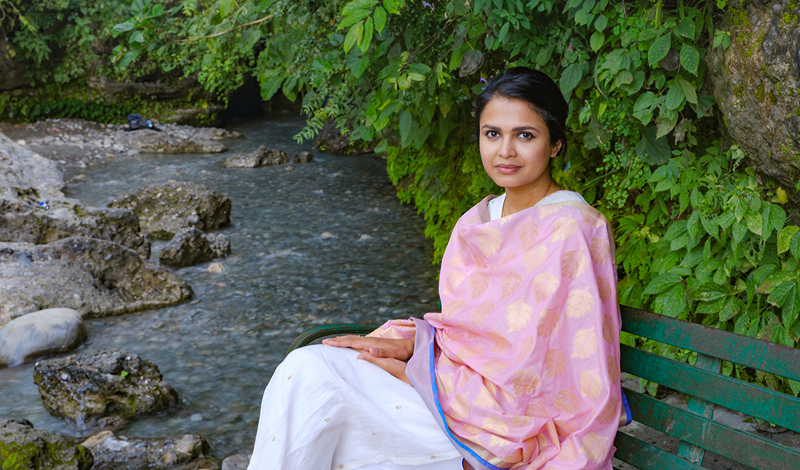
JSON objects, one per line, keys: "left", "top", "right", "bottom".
{"left": 322, "top": 335, "right": 415, "bottom": 361}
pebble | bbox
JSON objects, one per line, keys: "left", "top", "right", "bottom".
{"left": 320, "top": 232, "right": 333, "bottom": 238}
{"left": 207, "top": 262, "right": 226, "bottom": 273}
{"left": 358, "top": 234, "right": 372, "bottom": 241}
{"left": 284, "top": 166, "right": 293, "bottom": 171}
{"left": 190, "top": 414, "right": 203, "bottom": 422}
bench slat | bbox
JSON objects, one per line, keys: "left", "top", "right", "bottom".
{"left": 620, "top": 307, "right": 800, "bottom": 382}
{"left": 624, "top": 388, "right": 800, "bottom": 470}
{"left": 676, "top": 353, "right": 721, "bottom": 465}
{"left": 613, "top": 432, "right": 702, "bottom": 470}
{"left": 286, "top": 324, "right": 375, "bottom": 355}
{"left": 621, "top": 345, "right": 800, "bottom": 433}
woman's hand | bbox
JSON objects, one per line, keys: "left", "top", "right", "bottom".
{"left": 322, "top": 335, "right": 415, "bottom": 362}
{"left": 355, "top": 351, "right": 411, "bottom": 386}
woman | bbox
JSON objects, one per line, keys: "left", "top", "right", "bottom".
{"left": 247, "top": 67, "right": 622, "bottom": 470}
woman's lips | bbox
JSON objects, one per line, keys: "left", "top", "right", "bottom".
{"left": 496, "top": 164, "right": 521, "bottom": 174}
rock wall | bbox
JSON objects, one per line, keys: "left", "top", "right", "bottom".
{"left": 707, "top": 0, "right": 800, "bottom": 219}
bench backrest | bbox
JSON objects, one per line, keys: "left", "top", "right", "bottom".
{"left": 617, "top": 306, "right": 800, "bottom": 470}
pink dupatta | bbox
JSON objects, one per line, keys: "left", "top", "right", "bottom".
{"left": 371, "top": 196, "right": 621, "bottom": 470}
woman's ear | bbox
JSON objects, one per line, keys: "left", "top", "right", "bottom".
{"left": 550, "top": 140, "right": 562, "bottom": 159}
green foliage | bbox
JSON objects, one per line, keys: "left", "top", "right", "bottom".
{"left": 111, "top": 0, "right": 800, "bottom": 394}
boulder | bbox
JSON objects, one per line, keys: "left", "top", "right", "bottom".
{"left": 315, "top": 119, "right": 376, "bottom": 155}
{"left": 0, "top": 131, "right": 150, "bottom": 255}
{"left": 159, "top": 228, "right": 231, "bottom": 268}
{"left": 0, "top": 308, "right": 87, "bottom": 368}
{"left": 706, "top": 1, "right": 800, "bottom": 219}
{"left": 0, "top": 418, "right": 94, "bottom": 470}
{"left": 0, "top": 238, "right": 193, "bottom": 328}
{"left": 108, "top": 182, "right": 231, "bottom": 240}
{"left": 33, "top": 349, "right": 179, "bottom": 426}
{"left": 223, "top": 145, "right": 313, "bottom": 168}
{"left": 118, "top": 123, "right": 243, "bottom": 154}
{"left": 81, "top": 430, "right": 218, "bottom": 470}
{"left": 0, "top": 38, "right": 29, "bottom": 92}
{"left": 221, "top": 453, "right": 251, "bottom": 470}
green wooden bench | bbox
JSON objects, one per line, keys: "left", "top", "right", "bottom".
{"left": 287, "top": 305, "right": 800, "bottom": 469}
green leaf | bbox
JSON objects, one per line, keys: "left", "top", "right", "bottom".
{"left": 644, "top": 273, "right": 682, "bottom": 295}
{"left": 762, "top": 204, "right": 787, "bottom": 240}
{"left": 559, "top": 63, "right": 583, "bottom": 96}
{"left": 636, "top": 126, "right": 671, "bottom": 165}
{"left": 359, "top": 16, "right": 374, "bottom": 52}
{"left": 767, "top": 281, "right": 794, "bottom": 307}
{"left": 677, "top": 78, "right": 697, "bottom": 104}
{"left": 498, "top": 22, "right": 510, "bottom": 42}
{"left": 220, "top": 0, "right": 233, "bottom": 17}
{"left": 791, "top": 232, "right": 800, "bottom": 258}
{"left": 112, "top": 21, "right": 135, "bottom": 37}
{"left": 665, "top": 82, "right": 685, "bottom": 110}
{"left": 399, "top": 111, "right": 412, "bottom": 144}
{"left": 449, "top": 42, "right": 470, "bottom": 71}
{"left": 374, "top": 6, "right": 387, "bottom": 32}
{"left": 719, "top": 297, "right": 741, "bottom": 322}
{"left": 680, "top": 44, "right": 700, "bottom": 75}
{"left": 648, "top": 34, "right": 671, "bottom": 66}
{"left": 374, "top": 139, "right": 388, "bottom": 153}
{"left": 118, "top": 51, "right": 139, "bottom": 68}
{"left": 745, "top": 211, "right": 763, "bottom": 236}
{"left": 339, "top": 9, "right": 372, "bottom": 28}
{"left": 343, "top": 0, "right": 378, "bottom": 15}
{"left": 129, "top": 31, "right": 145, "bottom": 44}
{"left": 343, "top": 22, "right": 362, "bottom": 53}
{"left": 674, "top": 17, "right": 696, "bottom": 39}
{"left": 384, "top": 0, "right": 402, "bottom": 14}
{"left": 656, "top": 112, "right": 679, "bottom": 138}
{"left": 589, "top": 31, "right": 605, "bottom": 51}
{"left": 781, "top": 283, "right": 800, "bottom": 330}
{"left": 594, "top": 14, "right": 608, "bottom": 32}
{"left": 653, "top": 284, "right": 687, "bottom": 318}
{"left": 346, "top": 52, "right": 370, "bottom": 78}
{"left": 409, "top": 63, "right": 432, "bottom": 74}
{"left": 693, "top": 283, "right": 728, "bottom": 302}
{"left": 778, "top": 226, "right": 799, "bottom": 254}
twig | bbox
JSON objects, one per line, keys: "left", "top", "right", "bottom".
{"left": 181, "top": 14, "right": 273, "bottom": 43}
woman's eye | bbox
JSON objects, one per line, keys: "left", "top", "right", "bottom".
{"left": 486, "top": 130, "right": 499, "bottom": 138}
{"left": 519, "top": 132, "right": 533, "bottom": 140}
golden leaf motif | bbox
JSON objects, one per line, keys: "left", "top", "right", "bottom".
{"left": 469, "top": 272, "right": 490, "bottom": 300}
{"left": 474, "top": 388, "right": 499, "bottom": 408}
{"left": 537, "top": 308, "right": 561, "bottom": 337}
{"left": 583, "top": 210, "right": 604, "bottom": 227}
{"left": 512, "top": 367, "right": 542, "bottom": 395}
{"left": 526, "top": 399, "right": 550, "bottom": 418}
{"left": 444, "top": 271, "right": 465, "bottom": 295}
{"left": 524, "top": 243, "right": 548, "bottom": 272}
{"left": 518, "top": 217, "right": 539, "bottom": 250}
{"left": 465, "top": 330, "right": 480, "bottom": 340}
{"left": 557, "top": 440, "right": 578, "bottom": 462}
{"left": 458, "top": 371, "right": 472, "bottom": 388}
{"left": 507, "top": 298, "right": 533, "bottom": 332}
{"left": 465, "top": 213, "right": 482, "bottom": 225}
{"left": 482, "top": 417, "right": 509, "bottom": 435}
{"left": 477, "top": 226, "right": 502, "bottom": 256}
{"left": 597, "top": 397, "right": 619, "bottom": 424}
{"left": 598, "top": 276, "right": 613, "bottom": 303}
{"left": 456, "top": 344, "right": 483, "bottom": 362}
{"left": 581, "top": 432, "right": 609, "bottom": 462}
{"left": 590, "top": 237, "right": 611, "bottom": 265}
{"left": 449, "top": 393, "right": 470, "bottom": 420}
{"left": 488, "top": 328, "right": 510, "bottom": 354}
{"left": 552, "top": 216, "right": 578, "bottom": 242}
{"left": 491, "top": 251, "right": 516, "bottom": 271}
{"left": 539, "top": 204, "right": 561, "bottom": 217}
{"left": 580, "top": 369, "right": 603, "bottom": 398}
{"left": 474, "top": 255, "right": 487, "bottom": 270}
{"left": 572, "top": 328, "right": 598, "bottom": 359}
{"left": 561, "top": 250, "right": 588, "bottom": 279}
{"left": 607, "top": 355, "right": 620, "bottom": 384}
{"left": 555, "top": 420, "right": 577, "bottom": 439}
{"left": 481, "top": 360, "right": 507, "bottom": 378}
{"left": 515, "top": 336, "right": 535, "bottom": 363}
{"left": 472, "top": 300, "right": 495, "bottom": 326}
{"left": 438, "top": 373, "right": 454, "bottom": 396}
{"left": 447, "top": 249, "right": 465, "bottom": 268}
{"left": 460, "top": 423, "right": 481, "bottom": 435}
{"left": 544, "top": 348, "right": 567, "bottom": 378}
{"left": 512, "top": 414, "right": 533, "bottom": 427}
{"left": 500, "top": 271, "right": 523, "bottom": 300}
{"left": 534, "top": 272, "right": 559, "bottom": 302}
{"left": 602, "top": 314, "right": 615, "bottom": 344}
{"left": 441, "top": 300, "right": 466, "bottom": 319}
{"left": 565, "top": 286, "right": 594, "bottom": 319}
{"left": 554, "top": 388, "right": 578, "bottom": 414}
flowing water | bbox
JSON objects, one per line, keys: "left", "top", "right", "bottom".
{"left": 0, "top": 115, "right": 441, "bottom": 459}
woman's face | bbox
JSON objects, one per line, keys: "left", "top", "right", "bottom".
{"left": 478, "top": 96, "right": 561, "bottom": 191}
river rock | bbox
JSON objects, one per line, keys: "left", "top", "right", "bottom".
{"left": 159, "top": 228, "right": 231, "bottom": 268}
{"left": 315, "top": 119, "right": 376, "bottom": 155}
{"left": 221, "top": 452, "right": 251, "bottom": 470}
{"left": 223, "top": 145, "right": 313, "bottom": 168}
{"left": 0, "top": 308, "right": 87, "bottom": 368}
{"left": 33, "top": 349, "right": 179, "bottom": 426}
{"left": 0, "top": 131, "right": 150, "bottom": 255}
{"left": 707, "top": 1, "right": 800, "bottom": 219}
{"left": 108, "top": 181, "right": 231, "bottom": 240}
{"left": 118, "top": 123, "right": 242, "bottom": 154}
{"left": 81, "top": 430, "right": 218, "bottom": 470}
{"left": 0, "top": 237, "right": 193, "bottom": 328}
{"left": 0, "top": 418, "right": 94, "bottom": 470}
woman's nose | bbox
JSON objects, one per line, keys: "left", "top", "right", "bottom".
{"left": 499, "top": 138, "right": 516, "bottom": 158}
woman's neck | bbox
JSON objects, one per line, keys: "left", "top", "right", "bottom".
{"left": 502, "top": 178, "right": 563, "bottom": 217}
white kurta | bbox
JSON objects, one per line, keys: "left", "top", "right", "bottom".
{"left": 247, "top": 345, "right": 463, "bottom": 470}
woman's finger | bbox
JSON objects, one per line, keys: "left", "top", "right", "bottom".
{"left": 356, "top": 352, "right": 411, "bottom": 386}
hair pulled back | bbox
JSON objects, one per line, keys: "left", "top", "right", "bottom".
{"left": 475, "top": 67, "right": 569, "bottom": 156}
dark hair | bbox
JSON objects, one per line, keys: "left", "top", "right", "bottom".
{"left": 475, "top": 67, "right": 568, "bottom": 156}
